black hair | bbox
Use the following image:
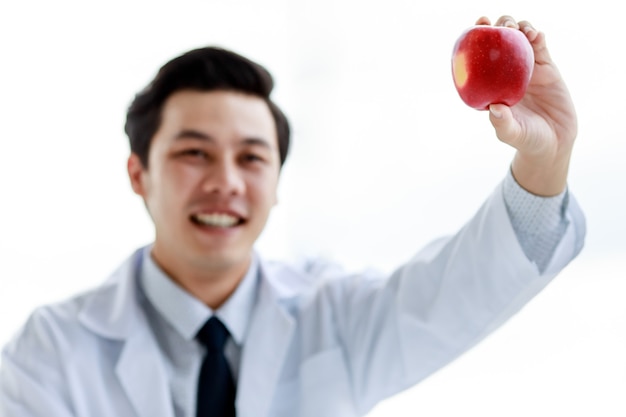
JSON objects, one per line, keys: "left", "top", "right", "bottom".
{"left": 124, "top": 47, "right": 290, "bottom": 168}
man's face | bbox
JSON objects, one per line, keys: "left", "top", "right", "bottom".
{"left": 128, "top": 90, "right": 280, "bottom": 276}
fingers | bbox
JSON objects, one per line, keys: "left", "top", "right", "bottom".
{"left": 494, "top": 15, "right": 518, "bottom": 29}
{"left": 488, "top": 104, "right": 522, "bottom": 147}
{"left": 518, "top": 20, "right": 552, "bottom": 65}
{"left": 518, "top": 20, "right": 539, "bottom": 42}
{"left": 475, "top": 16, "right": 491, "bottom": 26}
{"left": 482, "top": 16, "right": 552, "bottom": 65}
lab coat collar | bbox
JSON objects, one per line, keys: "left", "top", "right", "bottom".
{"left": 78, "top": 248, "right": 144, "bottom": 340}
{"left": 78, "top": 248, "right": 175, "bottom": 417}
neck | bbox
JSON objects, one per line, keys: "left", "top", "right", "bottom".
{"left": 150, "top": 248, "right": 252, "bottom": 310}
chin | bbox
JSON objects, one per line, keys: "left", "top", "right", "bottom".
{"left": 190, "top": 247, "right": 252, "bottom": 272}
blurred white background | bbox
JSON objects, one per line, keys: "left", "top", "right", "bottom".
{"left": 1, "top": 0, "right": 624, "bottom": 415}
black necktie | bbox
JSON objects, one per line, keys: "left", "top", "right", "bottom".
{"left": 196, "top": 316, "right": 236, "bottom": 417}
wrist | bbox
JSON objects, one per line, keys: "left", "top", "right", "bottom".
{"left": 511, "top": 150, "right": 571, "bottom": 197}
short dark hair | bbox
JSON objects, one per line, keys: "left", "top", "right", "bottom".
{"left": 124, "top": 46, "right": 290, "bottom": 168}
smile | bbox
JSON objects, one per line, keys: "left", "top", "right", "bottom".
{"left": 191, "top": 213, "right": 244, "bottom": 228}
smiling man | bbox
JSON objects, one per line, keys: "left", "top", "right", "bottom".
{"left": 128, "top": 90, "right": 282, "bottom": 309}
{"left": 1, "top": 16, "right": 586, "bottom": 417}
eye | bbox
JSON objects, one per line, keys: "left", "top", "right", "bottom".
{"left": 241, "top": 153, "right": 264, "bottom": 164}
{"left": 179, "top": 149, "right": 208, "bottom": 159}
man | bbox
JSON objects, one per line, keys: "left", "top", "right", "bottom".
{"left": 0, "top": 16, "right": 585, "bottom": 417}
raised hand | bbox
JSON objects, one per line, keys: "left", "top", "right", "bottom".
{"left": 477, "top": 15, "right": 577, "bottom": 196}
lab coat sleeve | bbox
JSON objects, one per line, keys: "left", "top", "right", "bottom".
{"left": 1, "top": 307, "right": 76, "bottom": 417}
{"left": 323, "top": 180, "right": 585, "bottom": 414}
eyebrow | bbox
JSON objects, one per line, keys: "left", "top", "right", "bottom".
{"left": 174, "top": 129, "right": 275, "bottom": 149}
{"left": 175, "top": 129, "right": 213, "bottom": 141}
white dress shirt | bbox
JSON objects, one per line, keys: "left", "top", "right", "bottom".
{"left": 140, "top": 251, "right": 260, "bottom": 417}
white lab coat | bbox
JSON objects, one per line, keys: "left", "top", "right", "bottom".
{"left": 0, "top": 185, "right": 585, "bottom": 417}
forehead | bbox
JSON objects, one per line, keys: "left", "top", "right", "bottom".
{"left": 157, "top": 90, "right": 277, "bottom": 147}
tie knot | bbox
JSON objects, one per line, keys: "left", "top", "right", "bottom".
{"left": 196, "top": 316, "right": 230, "bottom": 352}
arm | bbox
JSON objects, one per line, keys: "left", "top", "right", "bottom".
{"left": 0, "top": 309, "right": 75, "bottom": 417}
{"left": 330, "top": 179, "right": 584, "bottom": 414}
{"left": 320, "top": 16, "right": 585, "bottom": 413}
{"left": 487, "top": 15, "right": 585, "bottom": 273}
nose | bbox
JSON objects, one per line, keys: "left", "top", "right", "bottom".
{"left": 202, "top": 159, "right": 245, "bottom": 196}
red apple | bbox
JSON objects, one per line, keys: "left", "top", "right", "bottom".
{"left": 451, "top": 25, "right": 534, "bottom": 110}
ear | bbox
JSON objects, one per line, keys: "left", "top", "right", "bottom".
{"left": 127, "top": 153, "right": 147, "bottom": 197}
{"left": 272, "top": 174, "right": 280, "bottom": 207}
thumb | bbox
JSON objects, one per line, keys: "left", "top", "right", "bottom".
{"left": 489, "top": 103, "right": 522, "bottom": 147}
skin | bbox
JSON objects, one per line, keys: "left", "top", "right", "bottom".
{"left": 128, "top": 90, "right": 280, "bottom": 309}
{"left": 480, "top": 16, "right": 577, "bottom": 197}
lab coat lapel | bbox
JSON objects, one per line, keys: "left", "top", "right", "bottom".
{"left": 236, "top": 263, "right": 296, "bottom": 417}
{"left": 79, "top": 249, "right": 175, "bottom": 417}
{"left": 115, "top": 327, "right": 174, "bottom": 417}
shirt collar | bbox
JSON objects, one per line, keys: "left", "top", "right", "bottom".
{"left": 139, "top": 246, "right": 260, "bottom": 345}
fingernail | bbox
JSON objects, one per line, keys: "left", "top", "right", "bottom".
{"left": 489, "top": 104, "right": 502, "bottom": 118}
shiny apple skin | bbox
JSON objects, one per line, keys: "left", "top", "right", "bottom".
{"left": 452, "top": 25, "right": 534, "bottom": 110}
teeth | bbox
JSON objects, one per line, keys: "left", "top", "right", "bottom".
{"left": 193, "top": 213, "right": 239, "bottom": 227}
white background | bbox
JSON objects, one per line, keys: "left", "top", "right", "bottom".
{"left": 1, "top": 0, "right": 624, "bottom": 415}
